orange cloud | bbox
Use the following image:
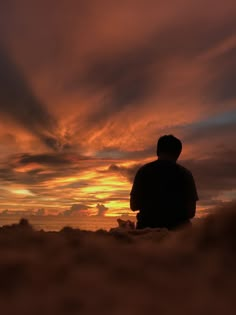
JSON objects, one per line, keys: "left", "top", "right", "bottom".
{"left": 0, "top": 0, "right": 236, "bottom": 215}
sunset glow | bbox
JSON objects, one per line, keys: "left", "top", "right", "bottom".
{"left": 0, "top": 0, "right": 236, "bottom": 218}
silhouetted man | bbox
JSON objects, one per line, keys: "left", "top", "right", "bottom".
{"left": 130, "top": 135, "right": 198, "bottom": 229}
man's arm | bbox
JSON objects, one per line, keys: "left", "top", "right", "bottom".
{"left": 185, "top": 199, "right": 196, "bottom": 219}
{"left": 130, "top": 168, "right": 143, "bottom": 211}
{"left": 130, "top": 194, "right": 140, "bottom": 211}
{"left": 183, "top": 171, "right": 198, "bottom": 219}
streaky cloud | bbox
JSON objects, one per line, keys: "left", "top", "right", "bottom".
{"left": 0, "top": 47, "right": 60, "bottom": 150}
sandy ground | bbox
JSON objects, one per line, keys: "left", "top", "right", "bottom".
{"left": 0, "top": 203, "right": 236, "bottom": 315}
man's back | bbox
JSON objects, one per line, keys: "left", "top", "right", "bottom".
{"left": 130, "top": 160, "right": 198, "bottom": 229}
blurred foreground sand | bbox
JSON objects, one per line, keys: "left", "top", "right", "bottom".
{"left": 0, "top": 203, "right": 236, "bottom": 314}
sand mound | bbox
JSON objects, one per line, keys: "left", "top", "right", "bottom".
{"left": 0, "top": 204, "right": 236, "bottom": 314}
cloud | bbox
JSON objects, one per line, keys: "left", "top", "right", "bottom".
{"left": 35, "top": 208, "right": 45, "bottom": 216}
{"left": 181, "top": 110, "right": 236, "bottom": 153}
{"left": 74, "top": 42, "right": 159, "bottom": 121}
{"left": 69, "top": 1, "right": 236, "bottom": 125}
{"left": 0, "top": 157, "right": 85, "bottom": 191}
{"left": 0, "top": 48, "right": 62, "bottom": 150}
{"left": 0, "top": 0, "right": 236, "bottom": 213}
{"left": 96, "top": 203, "right": 108, "bottom": 216}
{"left": 95, "top": 146, "right": 155, "bottom": 160}
{"left": 205, "top": 40, "right": 236, "bottom": 102}
{"left": 2, "top": 0, "right": 236, "bottom": 143}
{"left": 181, "top": 149, "right": 236, "bottom": 206}
{"left": 62, "top": 204, "right": 90, "bottom": 216}
{"left": 17, "top": 153, "right": 74, "bottom": 167}
{"left": 108, "top": 164, "right": 142, "bottom": 183}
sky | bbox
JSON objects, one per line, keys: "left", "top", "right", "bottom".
{"left": 0, "top": 0, "right": 236, "bottom": 216}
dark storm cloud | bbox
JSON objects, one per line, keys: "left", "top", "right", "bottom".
{"left": 0, "top": 48, "right": 60, "bottom": 150}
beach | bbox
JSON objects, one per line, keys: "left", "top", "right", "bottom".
{"left": 0, "top": 203, "right": 235, "bottom": 314}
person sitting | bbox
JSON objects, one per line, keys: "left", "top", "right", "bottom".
{"left": 130, "top": 135, "right": 198, "bottom": 229}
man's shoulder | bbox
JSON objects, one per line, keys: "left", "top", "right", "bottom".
{"left": 138, "top": 160, "right": 158, "bottom": 172}
{"left": 137, "top": 161, "right": 194, "bottom": 178}
{"left": 138, "top": 160, "right": 191, "bottom": 172}
{"left": 177, "top": 163, "right": 193, "bottom": 177}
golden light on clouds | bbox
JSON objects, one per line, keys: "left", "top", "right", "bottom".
{"left": 0, "top": 0, "right": 235, "bottom": 218}
{"left": 10, "top": 189, "right": 34, "bottom": 196}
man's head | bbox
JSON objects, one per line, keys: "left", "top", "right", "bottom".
{"left": 156, "top": 135, "right": 182, "bottom": 161}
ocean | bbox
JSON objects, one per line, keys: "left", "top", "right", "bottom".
{"left": 0, "top": 209, "right": 210, "bottom": 231}
{"left": 0, "top": 215, "right": 120, "bottom": 231}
